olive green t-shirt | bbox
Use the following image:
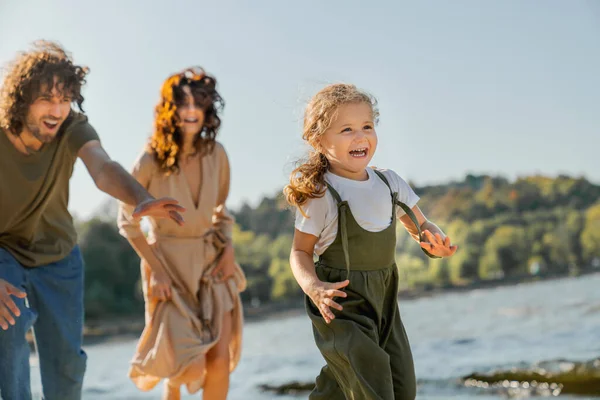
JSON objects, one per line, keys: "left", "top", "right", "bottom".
{"left": 0, "top": 112, "right": 100, "bottom": 267}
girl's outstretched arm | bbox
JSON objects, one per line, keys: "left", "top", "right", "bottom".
{"left": 290, "top": 230, "right": 349, "bottom": 324}
{"left": 399, "top": 206, "right": 458, "bottom": 258}
{"left": 290, "top": 230, "right": 321, "bottom": 292}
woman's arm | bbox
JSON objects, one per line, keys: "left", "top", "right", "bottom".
{"left": 116, "top": 153, "right": 173, "bottom": 299}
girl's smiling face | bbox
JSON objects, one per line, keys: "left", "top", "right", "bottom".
{"left": 319, "top": 101, "right": 377, "bottom": 181}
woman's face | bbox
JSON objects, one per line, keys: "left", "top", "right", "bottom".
{"left": 176, "top": 85, "right": 206, "bottom": 137}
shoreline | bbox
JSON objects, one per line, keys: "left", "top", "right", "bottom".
{"left": 27, "top": 269, "right": 599, "bottom": 347}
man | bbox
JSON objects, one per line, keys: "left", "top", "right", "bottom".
{"left": 0, "top": 41, "right": 186, "bottom": 400}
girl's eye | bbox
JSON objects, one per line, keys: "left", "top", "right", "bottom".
{"left": 341, "top": 127, "right": 352, "bottom": 133}
{"left": 364, "top": 125, "right": 373, "bottom": 130}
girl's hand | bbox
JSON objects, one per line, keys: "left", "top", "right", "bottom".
{"left": 306, "top": 279, "right": 349, "bottom": 324}
{"left": 420, "top": 230, "right": 458, "bottom": 258}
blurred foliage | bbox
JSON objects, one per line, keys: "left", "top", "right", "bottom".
{"left": 78, "top": 174, "right": 600, "bottom": 319}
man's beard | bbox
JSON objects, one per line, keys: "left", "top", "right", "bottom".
{"left": 23, "top": 116, "right": 60, "bottom": 153}
{"left": 28, "top": 124, "right": 56, "bottom": 143}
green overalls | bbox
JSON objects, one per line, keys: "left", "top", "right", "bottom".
{"left": 306, "top": 170, "right": 435, "bottom": 400}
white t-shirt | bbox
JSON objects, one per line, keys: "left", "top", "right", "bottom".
{"left": 295, "top": 167, "right": 420, "bottom": 256}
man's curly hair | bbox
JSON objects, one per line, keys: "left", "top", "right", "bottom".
{"left": 0, "top": 40, "right": 89, "bottom": 135}
{"left": 149, "top": 67, "right": 225, "bottom": 175}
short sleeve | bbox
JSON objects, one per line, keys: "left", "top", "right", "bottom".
{"left": 214, "top": 142, "right": 231, "bottom": 206}
{"left": 65, "top": 113, "right": 100, "bottom": 155}
{"left": 294, "top": 195, "right": 329, "bottom": 239}
{"left": 212, "top": 142, "right": 234, "bottom": 239}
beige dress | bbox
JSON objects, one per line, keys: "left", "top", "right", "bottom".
{"left": 117, "top": 142, "right": 246, "bottom": 394}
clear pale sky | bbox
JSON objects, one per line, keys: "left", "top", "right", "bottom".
{"left": 1, "top": 0, "right": 598, "bottom": 219}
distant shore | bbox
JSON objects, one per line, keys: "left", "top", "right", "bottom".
{"left": 26, "top": 269, "right": 599, "bottom": 348}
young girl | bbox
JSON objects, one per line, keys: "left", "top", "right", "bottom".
{"left": 118, "top": 67, "right": 246, "bottom": 400}
{"left": 284, "top": 83, "right": 457, "bottom": 400}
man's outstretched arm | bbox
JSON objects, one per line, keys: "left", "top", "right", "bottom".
{"left": 78, "top": 140, "right": 185, "bottom": 225}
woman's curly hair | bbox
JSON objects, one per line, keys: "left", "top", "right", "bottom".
{"left": 149, "top": 67, "right": 224, "bottom": 175}
{"left": 0, "top": 40, "right": 88, "bottom": 134}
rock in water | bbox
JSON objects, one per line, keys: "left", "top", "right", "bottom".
{"left": 462, "top": 357, "right": 600, "bottom": 396}
{"left": 259, "top": 381, "right": 315, "bottom": 395}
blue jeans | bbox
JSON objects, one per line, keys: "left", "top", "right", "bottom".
{"left": 0, "top": 246, "right": 87, "bottom": 400}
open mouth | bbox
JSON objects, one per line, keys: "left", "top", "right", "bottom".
{"left": 43, "top": 120, "right": 59, "bottom": 130}
{"left": 349, "top": 147, "right": 368, "bottom": 158}
{"left": 183, "top": 118, "right": 199, "bottom": 123}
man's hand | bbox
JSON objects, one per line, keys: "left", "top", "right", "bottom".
{"left": 78, "top": 141, "right": 186, "bottom": 225}
{"left": 133, "top": 197, "right": 186, "bottom": 226}
{"left": 0, "top": 279, "right": 27, "bottom": 330}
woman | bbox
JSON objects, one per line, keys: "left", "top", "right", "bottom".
{"left": 118, "top": 67, "right": 246, "bottom": 400}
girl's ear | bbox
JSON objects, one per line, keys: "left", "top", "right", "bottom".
{"left": 315, "top": 136, "right": 326, "bottom": 153}
{"left": 312, "top": 141, "right": 321, "bottom": 153}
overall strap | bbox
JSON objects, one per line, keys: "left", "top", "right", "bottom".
{"left": 372, "top": 169, "right": 441, "bottom": 259}
{"left": 373, "top": 168, "right": 393, "bottom": 194}
{"left": 372, "top": 168, "right": 395, "bottom": 217}
{"left": 325, "top": 181, "right": 343, "bottom": 204}
{"left": 325, "top": 181, "right": 351, "bottom": 280}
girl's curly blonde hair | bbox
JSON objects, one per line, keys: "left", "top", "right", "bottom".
{"left": 284, "top": 83, "right": 379, "bottom": 215}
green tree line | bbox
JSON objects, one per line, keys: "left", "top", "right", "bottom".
{"left": 77, "top": 174, "right": 600, "bottom": 320}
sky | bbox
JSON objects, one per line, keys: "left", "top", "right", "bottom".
{"left": 1, "top": 0, "right": 599, "bottom": 219}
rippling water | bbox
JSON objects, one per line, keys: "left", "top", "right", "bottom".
{"left": 28, "top": 273, "right": 600, "bottom": 399}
